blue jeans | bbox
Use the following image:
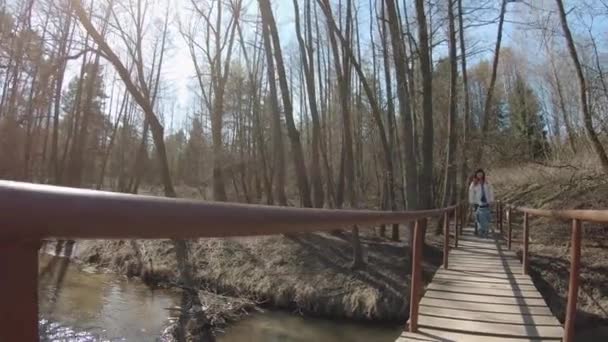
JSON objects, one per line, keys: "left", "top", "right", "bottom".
{"left": 476, "top": 206, "right": 491, "bottom": 236}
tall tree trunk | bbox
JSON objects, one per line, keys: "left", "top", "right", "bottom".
{"left": 380, "top": 1, "right": 398, "bottom": 239}
{"left": 457, "top": 0, "right": 471, "bottom": 200}
{"left": 414, "top": 0, "right": 434, "bottom": 210}
{"left": 261, "top": 17, "right": 288, "bottom": 206}
{"left": 548, "top": 51, "right": 577, "bottom": 155}
{"left": 97, "top": 91, "right": 129, "bottom": 189}
{"left": 321, "top": 0, "right": 364, "bottom": 268}
{"left": 441, "top": 0, "right": 458, "bottom": 207}
{"left": 555, "top": 0, "right": 608, "bottom": 173}
{"left": 475, "top": 0, "right": 507, "bottom": 166}
{"left": 384, "top": 0, "right": 419, "bottom": 217}
{"left": 50, "top": 8, "right": 75, "bottom": 183}
{"left": 259, "top": 0, "right": 312, "bottom": 207}
{"left": 293, "top": 0, "right": 324, "bottom": 208}
{"left": 66, "top": 51, "right": 102, "bottom": 187}
{"left": 60, "top": 46, "right": 90, "bottom": 184}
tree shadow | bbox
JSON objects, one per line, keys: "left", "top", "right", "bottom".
{"left": 287, "top": 231, "right": 444, "bottom": 316}
{"left": 528, "top": 253, "right": 608, "bottom": 330}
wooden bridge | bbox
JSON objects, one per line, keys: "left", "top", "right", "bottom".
{"left": 1, "top": 181, "right": 607, "bottom": 341}
{"left": 398, "top": 226, "right": 563, "bottom": 341}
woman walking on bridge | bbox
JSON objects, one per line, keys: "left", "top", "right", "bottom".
{"left": 469, "top": 169, "right": 495, "bottom": 238}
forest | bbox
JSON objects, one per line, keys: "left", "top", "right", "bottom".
{"left": 2, "top": 0, "right": 608, "bottom": 260}
{"left": 2, "top": 0, "right": 608, "bottom": 339}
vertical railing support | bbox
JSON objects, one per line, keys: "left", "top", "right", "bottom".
{"left": 498, "top": 201, "right": 503, "bottom": 234}
{"left": 564, "top": 219, "right": 582, "bottom": 342}
{"left": 523, "top": 212, "right": 529, "bottom": 275}
{"left": 409, "top": 218, "right": 425, "bottom": 332}
{"left": 0, "top": 240, "right": 39, "bottom": 342}
{"left": 461, "top": 204, "right": 466, "bottom": 234}
{"left": 474, "top": 205, "right": 478, "bottom": 235}
{"left": 507, "top": 207, "right": 512, "bottom": 250}
{"left": 454, "top": 206, "right": 459, "bottom": 248}
{"left": 443, "top": 211, "right": 449, "bottom": 269}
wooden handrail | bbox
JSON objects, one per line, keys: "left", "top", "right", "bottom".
{"left": 511, "top": 206, "right": 608, "bottom": 223}
{"left": 0, "top": 180, "right": 462, "bottom": 340}
{"left": 497, "top": 203, "right": 608, "bottom": 342}
{"left": 0, "top": 181, "right": 458, "bottom": 240}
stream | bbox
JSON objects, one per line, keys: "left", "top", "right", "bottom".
{"left": 38, "top": 255, "right": 402, "bottom": 341}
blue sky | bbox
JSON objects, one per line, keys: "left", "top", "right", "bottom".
{"left": 129, "top": 0, "right": 608, "bottom": 130}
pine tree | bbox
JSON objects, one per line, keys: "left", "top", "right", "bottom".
{"left": 507, "top": 75, "right": 548, "bottom": 159}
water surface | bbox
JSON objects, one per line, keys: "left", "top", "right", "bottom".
{"left": 38, "top": 255, "right": 402, "bottom": 341}
{"left": 39, "top": 255, "right": 180, "bottom": 340}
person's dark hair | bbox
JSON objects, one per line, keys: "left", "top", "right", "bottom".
{"left": 473, "top": 169, "right": 486, "bottom": 184}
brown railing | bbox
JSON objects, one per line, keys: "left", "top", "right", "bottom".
{"left": 497, "top": 202, "right": 608, "bottom": 342}
{"left": 0, "top": 181, "right": 463, "bottom": 341}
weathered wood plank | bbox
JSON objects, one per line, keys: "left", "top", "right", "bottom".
{"left": 397, "top": 226, "right": 562, "bottom": 342}
{"left": 417, "top": 316, "right": 564, "bottom": 338}
{"left": 427, "top": 283, "right": 544, "bottom": 298}
{"left": 431, "top": 274, "right": 535, "bottom": 285}
{"left": 418, "top": 306, "right": 561, "bottom": 326}
{"left": 398, "top": 327, "right": 562, "bottom": 341}
{"left": 435, "top": 270, "right": 535, "bottom": 282}
{"left": 430, "top": 279, "right": 539, "bottom": 290}
{"left": 423, "top": 290, "right": 549, "bottom": 306}
{"left": 419, "top": 298, "right": 554, "bottom": 315}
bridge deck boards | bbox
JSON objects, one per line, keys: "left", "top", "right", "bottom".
{"left": 397, "top": 227, "right": 563, "bottom": 341}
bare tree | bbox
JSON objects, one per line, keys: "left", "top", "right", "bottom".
{"left": 555, "top": 0, "right": 608, "bottom": 173}
{"left": 414, "top": 0, "right": 434, "bottom": 210}
{"left": 442, "top": 0, "right": 458, "bottom": 207}
{"left": 457, "top": 0, "right": 471, "bottom": 199}
{"left": 258, "top": 0, "right": 312, "bottom": 207}
{"left": 185, "top": 0, "right": 243, "bottom": 201}
{"left": 475, "top": 0, "right": 507, "bottom": 165}
{"left": 384, "top": 0, "right": 419, "bottom": 215}
{"left": 260, "top": 9, "right": 288, "bottom": 205}
{"left": 293, "top": 0, "right": 324, "bottom": 208}
{"left": 70, "top": 2, "right": 214, "bottom": 340}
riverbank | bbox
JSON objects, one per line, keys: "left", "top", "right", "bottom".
{"left": 493, "top": 161, "right": 608, "bottom": 337}
{"left": 46, "top": 227, "right": 444, "bottom": 335}
{"left": 41, "top": 242, "right": 259, "bottom": 339}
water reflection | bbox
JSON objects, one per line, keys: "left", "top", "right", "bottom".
{"left": 218, "top": 311, "right": 401, "bottom": 342}
{"left": 38, "top": 255, "right": 180, "bottom": 341}
{"left": 38, "top": 254, "right": 402, "bottom": 342}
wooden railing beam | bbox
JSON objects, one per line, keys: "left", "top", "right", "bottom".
{"left": 0, "top": 181, "right": 458, "bottom": 240}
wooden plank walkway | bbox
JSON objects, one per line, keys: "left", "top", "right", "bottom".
{"left": 397, "top": 226, "right": 563, "bottom": 341}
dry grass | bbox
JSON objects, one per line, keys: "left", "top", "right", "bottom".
{"left": 491, "top": 156, "right": 608, "bottom": 336}
{"left": 70, "top": 227, "right": 444, "bottom": 326}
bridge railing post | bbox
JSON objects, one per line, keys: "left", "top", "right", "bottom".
{"left": 523, "top": 212, "right": 529, "bottom": 275}
{"left": 0, "top": 240, "right": 39, "bottom": 342}
{"left": 507, "top": 207, "right": 512, "bottom": 250}
{"left": 474, "top": 205, "right": 478, "bottom": 235}
{"left": 454, "top": 206, "right": 459, "bottom": 248}
{"left": 443, "top": 211, "right": 449, "bottom": 269}
{"left": 564, "top": 219, "right": 582, "bottom": 342}
{"left": 498, "top": 201, "right": 503, "bottom": 234}
{"left": 408, "top": 218, "right": 425, "bottom": 332}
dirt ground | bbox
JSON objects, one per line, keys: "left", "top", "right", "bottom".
{"left": 493, "top": 163, "right": 608, "bottom": 337}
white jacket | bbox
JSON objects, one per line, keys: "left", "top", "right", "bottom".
{"left": 469, "top": 182, "right": 495, "bottom": 206}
